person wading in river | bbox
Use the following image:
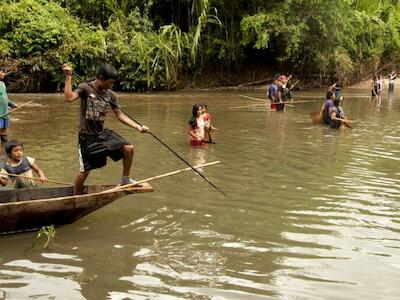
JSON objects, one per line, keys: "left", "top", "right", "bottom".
{"left": 388, "top": 70, "right": 397, "bottom": 93}
{"left": 62, "top": 63, "right": 150, "bottom": 195}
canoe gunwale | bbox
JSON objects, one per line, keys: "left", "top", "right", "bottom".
{"left": 0, "top": 183, "right": 152, "bottom": 207}
{"left": 0, "top": 183, "right": 153, "bottom": 234}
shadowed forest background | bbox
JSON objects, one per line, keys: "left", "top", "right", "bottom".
{"left": 1, "top": 0, "right": 400, "bottom": 92}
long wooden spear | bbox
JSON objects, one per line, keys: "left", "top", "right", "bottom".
{"left": 0, "top": 99, "right": 37, "bottom": 119}
{"left": 102, "top": 161, "right": 220, "bottom": 194}
{"left": 46, "top": 53, "right": 225, "bottom": 195}
{"left": 5, "top": 173, "right": 73, "bottom": 186}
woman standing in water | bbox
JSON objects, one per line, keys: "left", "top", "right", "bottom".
{"left": 188, "top": 103, "right": 206, "bottom": 146}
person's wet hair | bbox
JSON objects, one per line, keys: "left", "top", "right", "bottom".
{"left": 333, "top": 98, "right": 341, "bottom": 106}
{"left": 188, "top": 116, "right": 197, "bottom": 129}
{"left": 96, "top": 64, "right": 117, "bottom": 80}
{"left": 192, "top": 103, "right": 203, "bottom": 117}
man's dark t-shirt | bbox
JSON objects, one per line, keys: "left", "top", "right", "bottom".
{"left": 74, "top": 82, "right": 119, "bottom": 135}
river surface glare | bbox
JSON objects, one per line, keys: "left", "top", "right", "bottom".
{"left": 0, "top": 88, "right": 399, "bottom": 299}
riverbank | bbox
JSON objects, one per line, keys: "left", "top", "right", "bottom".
{"left": 2, "top": 57, "right": 391, "bottom": 93}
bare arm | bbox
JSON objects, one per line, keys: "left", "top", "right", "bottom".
{"left": 0, "top": 175, "right": 8, "bottom": 186}
{"left": 330, "top": 111, "right": 343, "bottom": 122}
{"left": 31, "top": 163, "right": 47, "bottom": 183}
{"left": 113, "top": 108, "right": 149, "bottom": 133}
{"left": 8, "top": 100, "right": 18, "bottom": 109}
{"left": 62, "top": 64, "right": 79, "bottom": 102}
{"left": 188, "top": 127, "right": 200, "bottom": 140}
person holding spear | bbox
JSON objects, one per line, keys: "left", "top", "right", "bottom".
{"left": 0, "top": 140, "right": 47, "bottom": 188}
{"left": 0, "top": 66, "right": 19, "bottom": 147}
{"left": 62, "top": 63, "right": 150, "bottom": 195}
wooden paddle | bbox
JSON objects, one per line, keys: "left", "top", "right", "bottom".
{"left": 0, "top": 99, "right": 37, "bottom": 119}
{"left": 103, "top": 161, "right": 220, "bottom": 194}
{"left": 5, "top": 173, "right": 73, "bottom": 186}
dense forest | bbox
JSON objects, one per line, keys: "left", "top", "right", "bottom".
{"left": 1, "top": 0, "right": 400, "bottom": 92}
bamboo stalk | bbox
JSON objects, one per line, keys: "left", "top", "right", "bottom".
{"left": 229, "top": 104, "right": 266, "bottom": 109}
{"left": 0, "top": 99, "right": 37, "bottom": 119}
{"left": 239, "top": 95, "right": 266, "bottom": 102}
{"left": 239, "top": 95, "right": 314, "bottom": 105}
{"left": 5, "top": 173, "right": 73, "bottom": 186}
{"left": 285, "top": 100, "right": 316, "bottom": 103}
{"left": 288, "top": 79, "right": 300, "bottom": 90}
{"left": 102, "top": 161, "right": 221, "bottom": 194}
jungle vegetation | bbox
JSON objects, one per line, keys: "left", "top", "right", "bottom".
{"left": 0, "top": 0, "right": 400, "bottom": 91}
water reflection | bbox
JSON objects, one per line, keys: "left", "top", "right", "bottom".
{"left": 0, "top": 89, "right": 400, "bottom": 299}
{"left": 0, "top": 259, "right": 84, "bottom": 299}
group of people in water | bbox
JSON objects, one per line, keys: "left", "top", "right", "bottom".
{"left": 322, "top": 85, "right": 349, "bottom": 129}
{"left": 0, "top": 63, "right": 217, "bottom": 192}
{"left": 371, "top": 70, "right": 397, "bottom": 99}
{"left": 0, "top": 62, "right": 397, "bottom": 191}
{"left": 267, "top": 74, "right": 295, "bottom": 111}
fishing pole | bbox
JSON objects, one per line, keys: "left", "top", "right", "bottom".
{"left": 0, "top": 99, "right": 37, "bottom": 119}
{"left": 46, "top": 52, "right": 225, "bottom": 195}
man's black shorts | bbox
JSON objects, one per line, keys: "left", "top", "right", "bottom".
{"left": 78, "top": 129, "right": 129, "bottom": 172}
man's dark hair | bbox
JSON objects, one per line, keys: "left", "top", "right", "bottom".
{"left": 5, "top": 140, "right": 23, "bottom": 158}
{"left": 0, "top": 66, "right": 6, "bottom": 72}
{"left": 96, "top": 64, "right": 117, "bottom": 80}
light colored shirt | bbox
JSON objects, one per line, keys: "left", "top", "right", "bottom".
{"left": 0, "top": 81, "right": 9, "bottom": 119}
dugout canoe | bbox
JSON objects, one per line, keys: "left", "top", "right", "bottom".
{"left": 0, "top": 183, "right": 153, "bottom": 234}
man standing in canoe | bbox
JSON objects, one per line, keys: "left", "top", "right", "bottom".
{"left": 62, "top": 63, "right": 150, "bottom": 195}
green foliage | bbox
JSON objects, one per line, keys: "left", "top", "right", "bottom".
{"left": 37, "top": 225, "right": 56, "bottom": 249}
{"left": 0, "top": 0, "right": 106, "bottom": 88}
{"left": 106, "top": 10, "right": 192, "bottom": 90}
{"left": 240, "top": 0, "right": 400, "bottom": 79}
{"left": 2, "top": 0, "right": 400, "bottom": 90}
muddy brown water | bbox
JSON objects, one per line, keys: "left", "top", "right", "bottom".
{"left": 0, "top": 88, "right": 399, "bottom": 299}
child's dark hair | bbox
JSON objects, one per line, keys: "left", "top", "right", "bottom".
{"left": 0, "top": 66, "right": 5, "bottom": 72}
{"left": 333, "top": 98, "right": 341, "bottom": 106}
{"left": 192, "top": 103, "right": 203, "bottom": 117}
{"left": 96, "top": 64, "right": 117, "bottom": 80}
{"left": 5, "top": 140, "right": 23, "bottom": 158}
{"left": 188, "top": 116, "right": 197, "bottom": 129}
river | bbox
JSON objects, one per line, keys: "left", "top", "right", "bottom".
{"left": 0, "top": 87, "right": 399, "bottom": 299}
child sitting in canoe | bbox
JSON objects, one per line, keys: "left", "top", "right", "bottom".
{"left": 188, "top": 103, "right": 206, "bottom": 146}
{"left": 0, "top": 140, "right": 47, "bottom": 188}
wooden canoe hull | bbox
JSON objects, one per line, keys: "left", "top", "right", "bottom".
{"left": 0, "top": 184, "right": 153, "bottom": 234}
